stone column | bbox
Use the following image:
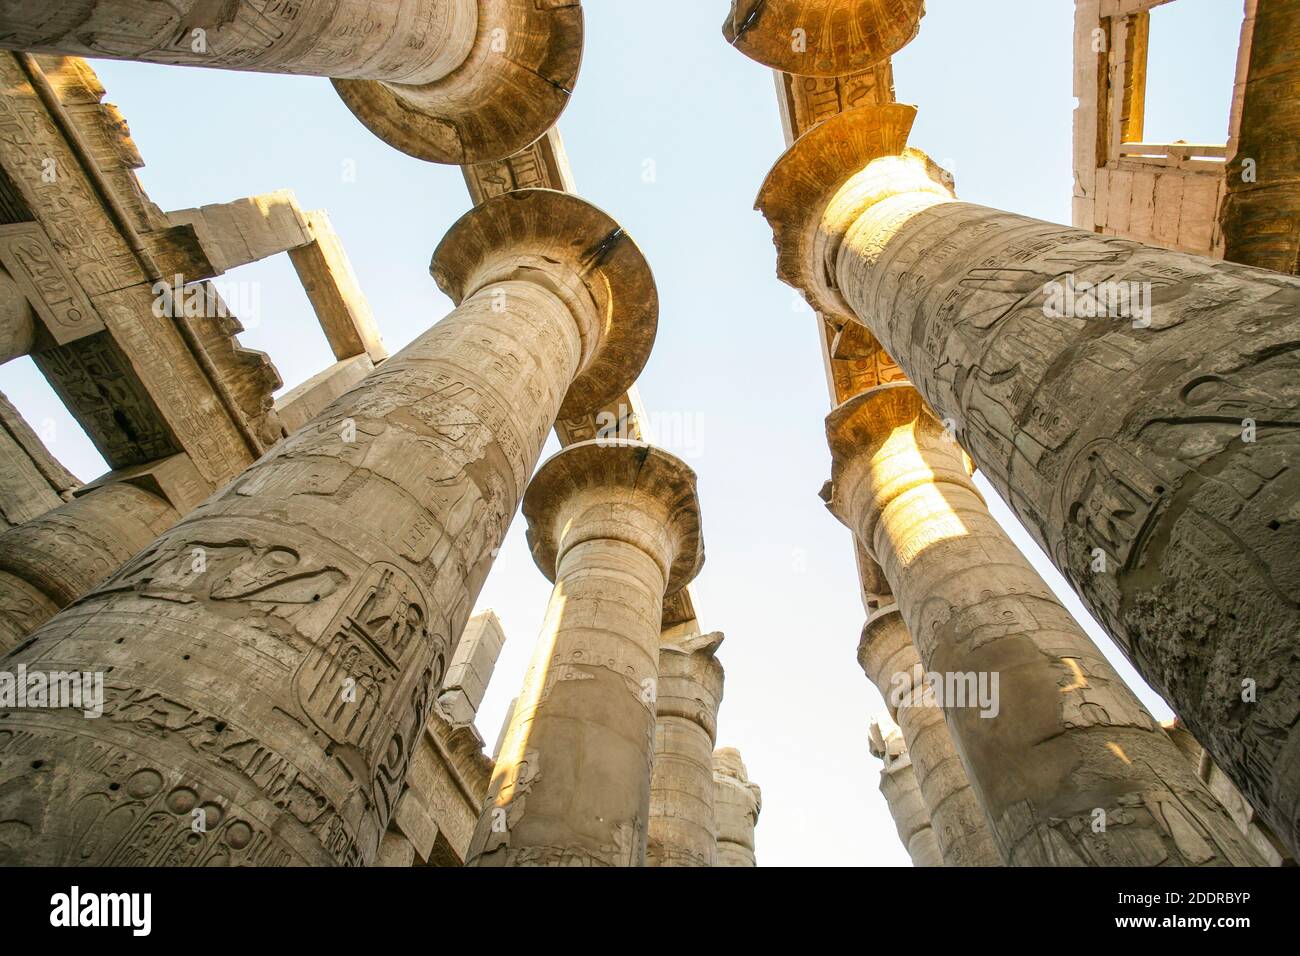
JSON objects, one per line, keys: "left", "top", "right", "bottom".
{"left": 467, "top": 440, "right": 704, "bottom": 867}
{"left": 859, "top": 605, "right": 1001, "bottom": 866}
{"left": 0, "top": 1, "right": 582, "bottom": 163}
{"left": 713, "top": 747, "right": 761, "bottom": 867}
{"left": 868, "top": 715, "right": 942, "bottom": 867}
{"left": 824, "top": 382, "right": 1263, "bottom": 865}
{"left": 759, "top": 101, "right": 1300, "bottom": 858}
{"left": 0, "top": 188, "right": 656, "bottom": 867}
{"left": 647, "top": 630, "right": 725, "bottom": 867}
{"left": 0, "top": 481, "right": 179, "bottom": 652}
{"left": 721, "top": 0, "right": 924, "bottom": 76}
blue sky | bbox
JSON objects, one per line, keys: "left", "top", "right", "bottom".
{"left": 0, "top": 0, "right": 1243, "bottom": 865}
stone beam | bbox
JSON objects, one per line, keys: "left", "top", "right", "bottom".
{"left": 288, "top": 209, "right": 388, "bottom": 363}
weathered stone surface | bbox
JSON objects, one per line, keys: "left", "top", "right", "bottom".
{"left": 468, "top": 439, "right": 704, "bottom": 866}
{"left": 0, "top": 264, "right": 37, "bottom": 363}
{"left": 825, "top": 383, "right": 1264, "bottom": 866}
{"left": 438, "top": 608, "right": 506, "bottom": 727}
{"left": 0, "top": 0, "right": 477, "bottom": 84}
{"left": 713, "top": 747, "right": 761, "bottom": 867}
{"left": 868, "top": 715, "right": 942, "bottom": 867}
{"left": 334, "top": 0, "right": 583, "bottom": 164}
{"left": 0, "top": 188, "right": 655, "bottom": 866}
{"left": 0, "top": 479, "right": 180, "bottom": 652}
{"left": 0, "top": 390, "right": 77, "bottom": 528}
{"left": 859, "top": 606, "right": 1000, "bottom": 866}
{"left": 648, "top": 630, "right": 725, "bottom": 867}
{"left": 1164, "top": 719, "right": 1292, "bottom": 867}
{"left": 1221, "top": 0, "right": 1300, "bottom": 275}
{"left": 722, "top": 0, "right": 923, "bottom": 76}
{"left": 274, "top": 354, "right": 375, "bottom": 435}
{"left": 0, "top": 2, "right": 580, "bottom": 165}
{"left": 761, "top": 101, "right": 1300, "bottom": 860}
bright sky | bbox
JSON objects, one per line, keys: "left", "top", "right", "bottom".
{"left": 0, "top": 0, "right": 1243, "bottom": 865}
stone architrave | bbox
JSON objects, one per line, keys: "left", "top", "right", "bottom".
{"left": 758, "top": 101, "right": 1300, "bottom": 859}
{"left": 825, "top": 382, "right": 1264, "bottom": 866}
{"left": 713, "top": 747, "right": 761, "bottom": 867}
{"left": 468, "top": 440, "right": 704, "bottom": 867}
{"left": 648, "top": 631, "right": 725, "bottom": 867}
{"left": 722, "top": 0, "right": 924, "bottom": 77}
{"left": 858, "top": 605, "right": 1000, "bottom": 866}
{"left": 868, "top": 715, "right": 942, "bottom": 867}
{"left": 0, "top": 188, "right": 656, "bottom": 867}
{"left": 0, "top": 1, "right": 582, "bottom": 164}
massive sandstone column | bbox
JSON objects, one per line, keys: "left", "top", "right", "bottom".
{"left": 825, "top": 382, "right": 1263, "bottom": 865}
{"left": 0, "top": 1, "right": 582, "bottom": 163}
{"left": 759, "top": 102, "right": 1300, "bottom": 857}
{"left": 0, "top": 188, "right": 656, "bottom": 866}
{"left": 713, "top": 747, "right": 761, "bottom": 867}
{"left": 467, "top": 440, "right": 703, "bottom": 867}
{"left": 0, "top": 267, "right": 37, "bottom": 364}
{"left": 721, "top": 0, "right": 923, "bottom": 76}
{"left": 868, "top": 715, "right": 942, "bottom": 867}
{"left": 647, "top": 630, "right": 725, "bottom": 867}
{"left": 858, "top": 604, "right": 1000, "bottom": 866}
{"left": 0, "top": 483, "right": 177, "bottom": 651}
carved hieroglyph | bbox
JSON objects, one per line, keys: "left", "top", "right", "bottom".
{"left": 713, "top": 747, "right": 761, "bottom": 867}
{"left": 468, "top": 440, "right": 704, "bottom": 866}
{"left": 0, "top": 0, "right": 583, "bottom": 164}
{"left": 759, "top": 101, "right": 1300, "bottom": 859}
{"left": 648, "top": 631, "right": 725, "bottom": 867}
{"left": 869, "top": 715, "right": 942, "bottom": 867}
{"left": 722, "top": 0, "right": 923, "bottom": 76}
{"left": 826, "top": 384, "right": 1264, "bottom": 866}
{"left": 858, "top": 606, "right": 1000, "bottom": 866}
{"left": 0, "top": 188, "right": 656, "bottom": 866}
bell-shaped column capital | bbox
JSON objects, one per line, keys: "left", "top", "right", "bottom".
{"left": 523, "top": 439, "right": 705, "bottom": 595}
{"left": 335, "top": 0, "right": 583, "bottom": 164}
{"left": 722, "top": 0, "right": 925, "bottom": 76}
{"left": 431, "top": 188, "right": 657, "bottom": 419}
{"left": 856, "top": 603, "right": 914, "bottom": 706}
{"left": 822, "top": 382, "right": 970, "bottom": 548}
{"left": 757, "top": 104, "right": 951, "bottom": 325}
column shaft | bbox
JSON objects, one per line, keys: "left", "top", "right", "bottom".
{"left": 859, "top": 607, "right": 1001, "bottom": 865}
{"left": 647, "top": 634, "right": 724, "bottom": 867}
{"left": 468, "top": 440, "right": 702, "bottom": 867}
{"left": 759, "top": 104, "right": 1300, "bottom": 857}
{"left": 477, "top": 539, "right": 664, "bottom": 866}
{"left": 838, "top": 187, "right": 1300, "bottom": 857}
{"left": 0, "top": 0, "right": 476, "bottom": 85}
{"left": 713, "top": 747, "right": 761, "bottom": 866}
{"left": 0, "top": 482, "right": 179, "bottom": 651}
{"left": 828, "top": 384, "right": 1263, "bottom": 865}
{"left": 0, "top": 278, "right": 582, "bottom": 866}
{"left": 0, "top": 268, "right": 36, "bottom": 364}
